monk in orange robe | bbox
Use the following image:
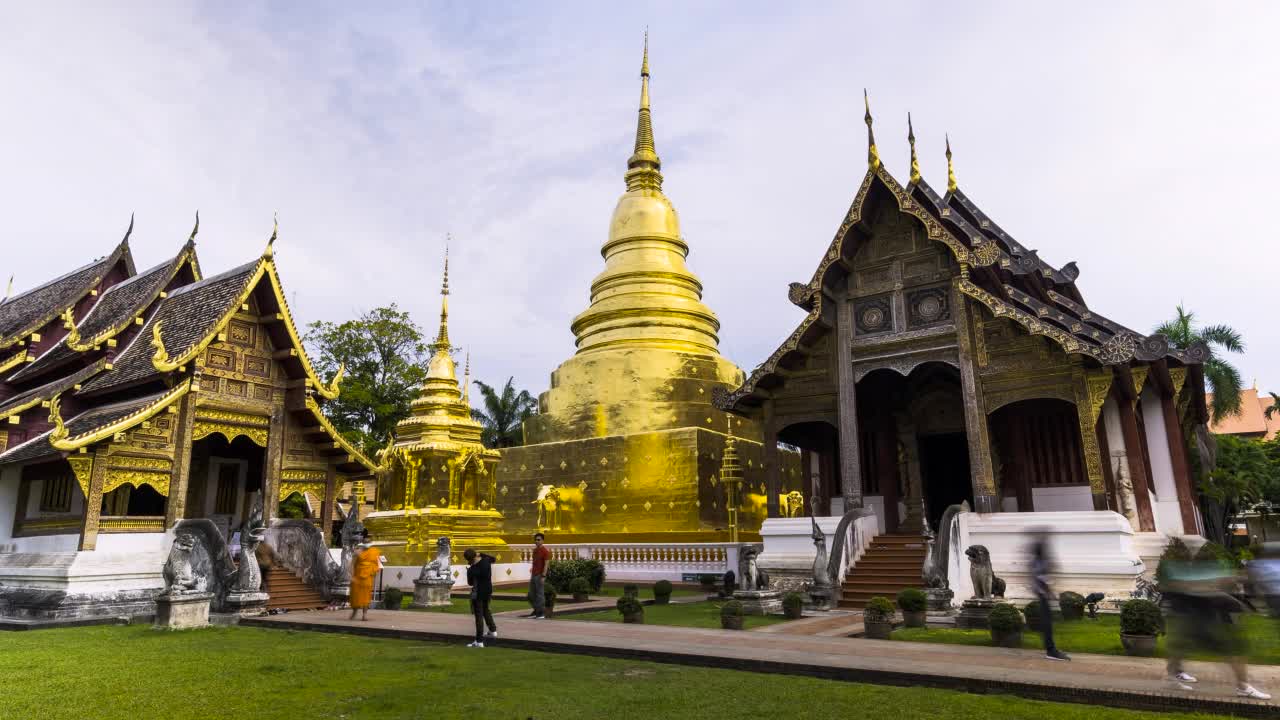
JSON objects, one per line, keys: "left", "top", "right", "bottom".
{"left": 348, "top": 541, "right": 381, "bottom": 621}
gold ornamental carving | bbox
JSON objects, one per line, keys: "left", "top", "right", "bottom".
{"left": 1130, "top": 367, "right": 1149, "bottom": 406}
{"left": 102, "top": 468, "right": 171, "bottom": 496}
{"left": 1168, "top": 367, "right": 1188, "bottom": 400}
{"left": 279, "top": 481, "right": 326, "bottom": 502}
{"left": 192, "top": 410, "right": 271, "bottom": 447}
{"left": 67, "top": 456, "right": 94, "bottom": 498}
{"left": 1086, "top": 372, "right": 1113, "bottom": 424}
{"left": 281, "top": 469, "right": 327, "bottom": 482}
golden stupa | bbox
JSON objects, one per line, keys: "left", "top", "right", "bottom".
{"left": 497, "top": 38, "right": 801, "bottom": 542}
{"left": 366, "top": 250, "right": 510, "bottom": 565}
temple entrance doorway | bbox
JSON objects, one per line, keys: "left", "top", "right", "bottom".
{"left": 919, "top": 432, "right": 972, "bottom": 531}
{"left": 184, "top": 433, "right": 265, "bottom": 543}
{"left": 777, "top": 420, "right": 840, "bottom": 517}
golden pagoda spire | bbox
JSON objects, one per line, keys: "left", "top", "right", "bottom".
{"left": 625, "top": 31, "right": 663, "bottom": 191}
{"left": 945, "top": 134, "right": 958, "bottom": 193}
{"left": 433, "top": 239, "right": 451, "bottom": 351}
{"left": 864, "top": 89, "right": 880, "bottom": 171}
{"left": 907, "top": 112, "right": 921, "bottom": 185}
{"left": 462, "top": 350, "right": 471, "bottom": 403}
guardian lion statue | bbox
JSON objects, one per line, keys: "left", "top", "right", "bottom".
{"left": 738, "top": 546, "right": 770, "bottom": 591}
{"left": 417, "top": 537, "right": 452, "bottom": 582}
{"left": 965, "top": 544, "right": 994, "bottom": 599}
{"left": 163, "top": 534, "right": 205, "bottom": 595}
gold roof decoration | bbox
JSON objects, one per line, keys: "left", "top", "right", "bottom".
{"left": 625, "top": 30, "right": 662, "bottom": 192}
{"left": 61, "top": 308, "right": 80, "bottom": 347}
{"left": 864, "top": 89, "right": 880, "bottom": 171}
{"left": 945, "top": 134, "right": 958, "bottom": 193}
{"left": 907, "top": 112, "right": 921, "bottom": 186}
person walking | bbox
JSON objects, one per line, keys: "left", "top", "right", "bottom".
{"left": 526, "top": 532, "right": 550, "bottom": 619}
{"left": 465, "top": 548, "right": 497, "bottom": 647}
{"left": 1030, "top": 535, "right": 1069, "bottom": 661}
{"left": 348, "top": 534, "right": 381, "bottom": 622}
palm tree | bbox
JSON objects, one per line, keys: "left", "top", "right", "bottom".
{"left": 1154, "top": 305, "right": 1244, "bottom": 422}
{"left": 470, "top": 377, "right": 538, "bottom": 448}
{"left": 1265, "top": 392, "right": 1280, "bottom": 421}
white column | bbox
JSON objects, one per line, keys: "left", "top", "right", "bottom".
{"left": 0, "top": 466, "right": 19, "bottom": 544}
{"left": 1140, "top": 388, "right": 1181, "bottom": 535}
{"left": 1101, "top": 398, "right": 1139, "bottom": 530}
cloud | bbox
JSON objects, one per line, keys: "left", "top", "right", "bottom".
{"left": 2, "top": 1, "right": 1276, "bottom": 398}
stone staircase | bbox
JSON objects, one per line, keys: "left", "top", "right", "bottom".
{"left": 264, "top": 566, "right": 328, "bottom": 611}
{"left": 840, "top": 534, "right": 928, "bottom": 608}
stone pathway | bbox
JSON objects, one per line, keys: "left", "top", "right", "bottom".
{"left": 244, "top": 610, "right": 1278, "bottom": 717}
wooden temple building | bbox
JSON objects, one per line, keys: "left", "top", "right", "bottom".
{"left": 714, "top": 100, "right": 1211, "bottom": 543}
{"left": 0, "top": 218, "right": 375, "bottom": 619}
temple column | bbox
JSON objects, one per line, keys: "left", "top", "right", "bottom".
{"left": 261, "top": 407, "right": 284, "bottom": 524}
{"left": 897, "top": 421, "right": 925, "bottom": 532}
{"left": 835, "top": 297, "right": 862, "bottom": 510}
{"left": 952, "top": 288, "right": 996, "bottom": 512}
{"left": 1141, "top": 388, "right": 1182, "bottom": 534}
{"left": 1115, "top": 384, "right": 1157, "bottom": 532}
{"left": 320, "top": 465, "right": 337, "bottom": 543}
{"left": 1102, "top": 397, "right": 1141, "bottom": 529}
{"left": 876, "top": 427, "right": 900, "bottom": 532}
{"left": 165, "top": 393, "right": 197, "bottom": 528}
{"left": 763, "top": 401, "right": 781, "bottom": 517}
{"left": 77, "top": 448, "right": 109, "bottom": 551}
{"left": 1074, "top": 371, "right": 1112, "bottom": 511}
{"left": 1162, "top": 368, "right": 1199, "bottom": 534}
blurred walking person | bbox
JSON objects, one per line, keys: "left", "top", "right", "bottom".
{"left": 465, "top": 548, "right": 497, "bottom": 647}
{"left": 1030, "top": 534, "right": 1069, "bottom": 661}
{"left": 348, "top": 533, "right": 381, "bottom": 622}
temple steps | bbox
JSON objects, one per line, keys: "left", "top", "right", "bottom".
{"left": 265, "top": 566, "right": 327, "bottom": 611}
{"left": 839, "top": 533, "right": 927, "bottom": 609}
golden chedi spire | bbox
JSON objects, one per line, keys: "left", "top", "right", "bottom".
{"left": 523, "top": 32, "right": 748, "bottom": 444}
{"left": 946, "top": 134, "right": 959, "bottom": 193}
{"left": 864, "top": 89, "right": 880, "bottom": 171}
{"left": 907, "top": 113, "right": 922, "bottom": 185}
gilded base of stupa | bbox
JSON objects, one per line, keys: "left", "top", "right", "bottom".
{"left": 493, "top": 426, "right": 802, "bottom": 543}
{"left": 364, "top": 507, "right": 513, "bottom": 566}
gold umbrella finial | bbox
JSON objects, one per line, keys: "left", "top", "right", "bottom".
{"left": 434, "top": 240, "right": 451, "bottom": 351}
{"left": 864, "top": 89, "right": 880, "bottom": 171}
{"left": 908, "top": 113, "right": 921, "bottom": 185}
{"left": 625, "top": 30, "right": 663, "bottom": 191}
{"left": 945, "top": 134, "right": 958, "bottom": 193}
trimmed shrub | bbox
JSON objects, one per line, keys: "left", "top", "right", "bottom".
{"left": 1023, "top": 600, "right": 1043, "bottom": 628}
{"left": 1059, "top": 591, "right": 1085, "bottom": 621}
{"left": 1194, "top": 540, "right": 1239, "bottom": 570}
{"left": 720, "top": 599, "right": 744, "bottom": 618}
{"left": 616, "top": 594, "right": 643, "bottom": 616}
{"left": 653, "top": 580, "right": 673, "bottom": 598}
{"left": 1155, "top": 537, "right": 1193, "bottom": 586}
{"left": 568, "top": 577, "right": 591, "bottom": 599}
{"left": 896, "top": 588, "right": 927, "bottom": 612}
{"left": 382, "top": 587, "right": 403, "bottom": 610}
{"left": 546, "top": 558, "right": 607, "bottom": 594}
{"left": 783, "top": 592, "right": 805, "bottom": 619}
{"left": 1120, "top": 599, "right": 1163, "bottom": 636}
{"left": 623, "top": 584, "right": 639, "bottom": 598}
{"left": 988, "top": 603, "right": 1024, "bottom": 633}
{"left": 544, "top": 585, "right": 558, "bottom": 609}
{"left": 864, "top": 596, "right": 895, "bottom": 623}
{"left": 991, "top": 576, "right": 1007, "bottom": 598}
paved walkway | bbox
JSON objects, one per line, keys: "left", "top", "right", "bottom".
{"left": 243, "top": 609, "right": 1278, "bottom": 717}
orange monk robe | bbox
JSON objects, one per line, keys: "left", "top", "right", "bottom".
{"left": 349, "top": 546, "right": 381, "bottom": 609}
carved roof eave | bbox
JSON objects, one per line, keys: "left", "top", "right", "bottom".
{"left": 0, "top": 349, "right": 29, "bottom": 377}
{"left": 147, "top": 257, "right": 342, "bottom": 400}
{"left": 944, "top": 188, "right": 1079, "bottom": 285}
{"left": 0, "top": 238, "right": 133, "bottom": 352}
{"left": 303, "top": 396, "right": 377, "bottom": 472}
{"left": 65, "top": 242, "right": 200, "bottom": 353}
{"left": 51, "top": 380, "right": 191, "bottom": 452}
{"left": 0, "top": 360, "right": 108, "bottom": 422}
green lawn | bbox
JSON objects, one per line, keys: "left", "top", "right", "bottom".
{"left": 0, "top": 625, "right": 1247, "bottom": 720}
{"left": 589, "top": 584, "right": 706, "bottom": 599}
{"left": 556, "top": 599, "right": 790, "bottom": 629}
{"left": 892, "top": 613, "right": 1280, "bottom": 665}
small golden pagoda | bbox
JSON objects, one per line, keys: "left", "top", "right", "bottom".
{"left": 365, "top": 250, "right": 508, "bottom": 565}
{"left": 496, "top": 37, "right": 801, "bottom": 542}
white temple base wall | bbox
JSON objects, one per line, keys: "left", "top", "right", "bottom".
{"left": 758, "top": 514, "right": 880, "bottom": 590}
{"left": 1031, "top": 486, "right": 1094, "bottom": 512}
{"left": 0, "top": 531, "right": 171, "bottom": 619}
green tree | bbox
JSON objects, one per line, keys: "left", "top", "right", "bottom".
{"left": 1154, "top": 305, "right": 1244, "bottom": 422}
{"left": 305, "top": 305, "right": 430, "bottom": 455}
{"left": 1200, "top": 434, "right": 1270, "bottom": 544}
{"left": 471, "top": 377, "right": 537, "bottom": 448}
{"left": 1265, "top": 392, "right": 1280, "bottom": 421}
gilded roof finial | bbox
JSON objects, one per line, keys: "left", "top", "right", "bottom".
{"left": 61, "top": 308, "right": 80, "bottom": 346}
{"left": 945, "top": 134, "right": 958, "bottom": 193}
{"left": 48, "top": 393, "right": 68, "bottom": 445}
{"left": 625, "top": 30, "right": 663, "bottom": 191}
{"left": 434, "top": 241, "right": 451, "bottom": 351}
{"left": 188, "top": 211, "right": 200, "bottom": 244}
{"left": 264, "top": 212, "right": 278, "bottom": 258}
{"left": 462, "top": 350, "right": 471, "bottom": 403}
{"left": 3, "top": 275, "right": 12, "bottom": 302}
{"left": 123, "top": 213, "right": 135, "bottom": 245}
{"left": 864, "top": 89, "right": 880, "bottom": 171}
{"left": 907, "top": 113, "right": 921, "bottom": 185}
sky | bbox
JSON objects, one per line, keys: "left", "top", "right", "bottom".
{"left": 3, "top": 2, "right": 1277, "bottom": 399}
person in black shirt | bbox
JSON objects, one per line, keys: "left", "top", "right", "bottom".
{"left": 464, "top": 548, "right": 497, "bottom": 647}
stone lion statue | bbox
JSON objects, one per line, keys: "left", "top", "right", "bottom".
{"left": 163, "top": 534, "right": 205, "bottom": 595}
{"left": 417, "top": 537, "right": 452, "bottom": 582}
{"left": 738, "top": 546, "right": 769, "bottom": 591}
{"left": 965, "top": 544, "right": 994, "bottom": 599}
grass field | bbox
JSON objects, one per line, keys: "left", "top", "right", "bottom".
{"left": 892, "top": 613, "right": 1280, "bottom": 664}
{"left": 556, "top": 599, "right": 790, "bottom": 629}
{"left": 0, "top": 624, "right": 1245, "bottom": 720}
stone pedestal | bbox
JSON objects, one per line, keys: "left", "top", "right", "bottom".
{"left": 224, "top": 591, "right": 269, "bottom": 618}
{"left": 808, "top": 586, "right": 837, "bottom": 611}
{"left": 733, "top": 589, "right": 783, "bottom": 616}
{"left": 956, "top": 597, "right": 995, "bottom": 629}
{"left": 926, "top": 587, "right": 955, "bottom": 613}
{"left": 154, "top": 592, "right": 212, "bottom": 630}
{"left": 411, "top": 577, "right": 454, "bottom": 608}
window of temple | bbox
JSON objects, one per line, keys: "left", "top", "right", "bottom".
{"left": 38, "top": 470, "right": 73, "bottom": 513}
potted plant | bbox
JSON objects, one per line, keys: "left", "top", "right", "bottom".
{"left": 1058, "top": 591, "right": 1085, "bottom": 621}
{"left": 863, "top": 596, "right": 895, "bottom": 639}
{"left": 543, "top": 585, "right": 557, "bottom": 618}
{"left": 568, "top": 577, "right": 591, "bottom": 602}
{"left": 699, "top": 574, "right": 719, "bottom": 593}
{"left": 1023, "top": 600, "right": 1043, "bottom": 632}
{"left": 653, "top": 580, "right": 673, "bottom": 605}
{"left": 616, "top": 594, "right": 644, "bottom": 624}
{"left": 382, "top": 587, "right": 403, "bottom": 610}
{"left": 992, "top": 576, "right": 1007, "bottom": 599}
{"left": 782, "top": 592, "right": 805, "bottom": 620}
{"left": 623, "top": 584, "right": 639, "bottom": 598}
{"left": 720, "top": 599, "right": 745, "bottom": 630}
{"left": 988, "top": 602, "right": 1024, "bottom": 648}
{"left": 896, "top": 588, "right": 927, "bottom": 628}
{"left": 1119, "top": 599, "right": 1162, "bottom": 656}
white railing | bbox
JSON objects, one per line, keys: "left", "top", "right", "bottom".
{"left": 509, "top": 542, "right": 741, "bottom": 582}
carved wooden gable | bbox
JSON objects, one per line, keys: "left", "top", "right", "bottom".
{"left": 200, "top": 295, "right": 278, "bottom": 406}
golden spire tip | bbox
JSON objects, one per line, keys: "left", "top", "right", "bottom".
{"left": 863, "top": 89, "right": 880, "bottom": 171}
{"left": 641, "top": 28, "right": 649, "bottom": 77}
{"left": 908, "top": 112, "right": 921, "bottom": 185}
{"left": 264, "top": 212, "right": 277, "bottom": 258}
{"left": 188, "top": 210, "right": 200, "bottom": 243}
{"left": 945, "top": 134, "right": 958, "bottom": 193}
